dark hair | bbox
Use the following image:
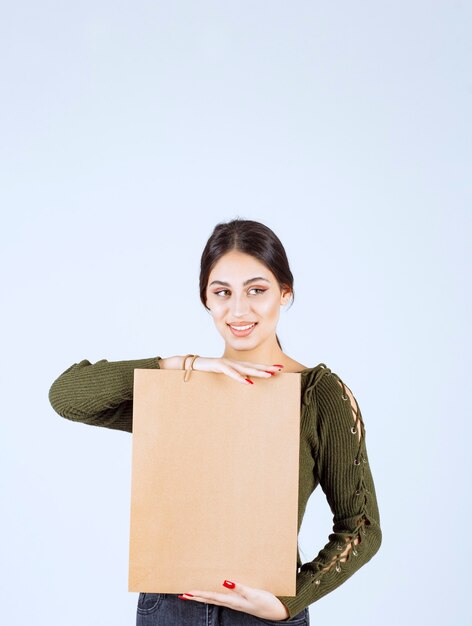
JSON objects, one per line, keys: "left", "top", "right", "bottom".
{"left": 199, "top": 217, "right": 295, "bottom": 350}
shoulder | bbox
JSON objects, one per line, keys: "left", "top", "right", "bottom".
{"left": 317, "top": 364, "right": 355, "bottom": 397}
{"left": 299, "top": 362, "right": 358, "bottom": 404}
{"left": 310, "top": 364, "right": 363, "bottom": 444}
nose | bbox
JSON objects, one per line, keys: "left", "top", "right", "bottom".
{"left": 230, "top": 293, "right": 252, "bottom": 318}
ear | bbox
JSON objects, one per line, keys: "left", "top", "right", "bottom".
{"left": 280, "top": 290, "right": 292, "bottom": 305}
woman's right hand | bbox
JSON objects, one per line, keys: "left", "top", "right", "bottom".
{"left": 158, "top": 356, "right": 284, "bottom": 384}
{"left": 191, "top": 357, "right": 284, "bottom": 384}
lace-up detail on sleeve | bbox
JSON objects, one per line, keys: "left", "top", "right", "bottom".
{"left": 275, "top": 363, "right": 382, "bottom": 618}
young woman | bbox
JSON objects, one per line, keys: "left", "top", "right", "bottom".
{"left": 49, "top": 218, "right": 382, "bottom": 625}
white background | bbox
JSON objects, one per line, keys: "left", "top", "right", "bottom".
{"left": 1, "top": 1, "right": 470, "bottom": 624}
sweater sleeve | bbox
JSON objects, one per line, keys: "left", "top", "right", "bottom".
{"left": 48, "top": 356, "right": 162, "bottom": 433}
{"left": 275, "top": 367, "right": 382, "bottom": 619}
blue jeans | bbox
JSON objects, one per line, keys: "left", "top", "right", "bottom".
{"left": 136, "top": 593, "right": 310, "bottom": 625}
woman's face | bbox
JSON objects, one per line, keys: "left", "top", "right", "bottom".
{"left": 205, "top": 250, "right": 291, "bottom": 352}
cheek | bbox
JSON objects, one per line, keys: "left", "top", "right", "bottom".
{"left": 257, "top": 299, "right": 280, "bottom": 317}
{"left": 209, "top": 299, "right": 226, "bottom": 316}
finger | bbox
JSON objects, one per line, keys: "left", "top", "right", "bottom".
{"left": 241, "top": 368, "right": 272, "bottom": 379}
{"left": 220, "top": 365, "right": 258, "bottom": 385}
{"left": 223, "top": 579, "right": 252, "bottom": 599}
{"left": 182, "top": 590, "right": 236, "bottom": 605}
{"left": 231, "top": 364, "right": 283, "bottom": 379}
{"left": 237, "top": 362, "right": 284, "bottom": 373}
{"left": 183, "top": 595, "right": 247, "bottom": 612}
{"left": 243, "top": 366, "right": 280, "bottom": 377}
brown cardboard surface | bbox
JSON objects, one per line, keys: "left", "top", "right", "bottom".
{"left": 128, "top": 369, "right": 301, "bottom": 595}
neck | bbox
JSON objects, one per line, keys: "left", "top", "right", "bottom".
{"left": 222, "top": 336, "right": 285, "bottom": 366}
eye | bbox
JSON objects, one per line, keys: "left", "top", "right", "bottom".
{"left": 213, "top": 288, "right": 267, "bottom": 297}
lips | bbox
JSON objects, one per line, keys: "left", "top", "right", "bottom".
{"left": 227, "top": 322, "right": 258, "bottom": 337}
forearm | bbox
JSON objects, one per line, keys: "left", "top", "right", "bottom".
{"left": 48, "top": 356, "right": 162, "bottom": 430}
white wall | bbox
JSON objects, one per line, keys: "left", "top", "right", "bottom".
{"left": 1, "top": 1, "right": 470, "bottom": 624}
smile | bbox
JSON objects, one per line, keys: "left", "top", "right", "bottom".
{"left": 228, "top": 323, "right": 257, "bottom": 337}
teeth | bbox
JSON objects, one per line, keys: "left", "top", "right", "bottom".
{"left": 230, "top": 323, "right": 255, "bottom": 331}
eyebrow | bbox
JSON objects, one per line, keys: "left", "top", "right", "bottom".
{"left": 209, "top": 277, "right": 271, "bottom": 287}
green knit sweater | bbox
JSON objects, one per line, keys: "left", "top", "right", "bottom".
{"left": 48, "top": 356, "right": 382, "bottom": 620}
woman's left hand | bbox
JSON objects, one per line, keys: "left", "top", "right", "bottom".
{"left": 178, "top": 579, "right": 290, "bottom": 621}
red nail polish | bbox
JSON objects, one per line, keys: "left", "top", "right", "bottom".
{"left": 245, "top": 378, "right": 254, "bottom": 384}
{"left": 273, "top": 364, "right": 284, "bottom": 368}
{"left": 178, "top": 595, "right": 189, "bottom": 600}
{"left": 264, "top": 371, "right": 276, "bottom": 376}
{"left": 223, "top": 580, "right": 235, "bottom": 589}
